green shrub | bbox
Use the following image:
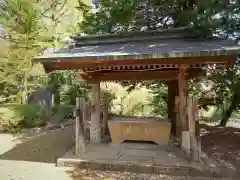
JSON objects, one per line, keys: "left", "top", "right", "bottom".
{"left": 0, "top": 104, "right": 50, "bottom": 131}
{"left": 18, "top": 105, "right": 50, "bottom": 128}
{"left": 0, "top": 104, "right": 75, "bottom": 133}
{"left": 51, "top": 104, "right": 74, "bottom": 121}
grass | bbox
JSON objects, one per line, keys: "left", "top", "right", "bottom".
{"left": 230, "top": 112, "right": 240, "bottom": 119}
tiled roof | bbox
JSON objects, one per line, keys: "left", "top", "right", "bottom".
{"left": 34, "top": 27, "right": 240, "bottom": 63}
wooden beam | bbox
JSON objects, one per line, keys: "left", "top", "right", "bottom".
{"left": 78, "top": 68, "right": 205, "bottom": 82}
{"left": 86, "top": 70, "right": 179, "bottom": 82}
{"left": 90, "top": 82, "right": 101, "bottom": 143}
{"left": 44, "top": 55, "right": 235, "bottom": 72}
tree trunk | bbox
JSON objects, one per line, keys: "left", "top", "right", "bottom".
{"left": 220, "top": 94, "right": 238, "bottom": 126}
{"left": 20, "top": 72, "right": 29, "bottom": 104}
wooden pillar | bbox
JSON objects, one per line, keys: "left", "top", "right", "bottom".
{"left": 178, "top": 65, "right": 190, "bottom": 154}
{"left": 90, "top": 82, "right": 101, "bottom": 143}
{"left": 82, "top": 101, "right": 89, "bottom": 140}
{"left": 75, "top": 97, "right": 86, "bottom": 155}
{"left": 178, "top": 65, "right": 189, "bottom": 131}
{"left": 102, "top": 93, "right": 109, "bottom": 135}
{"left": 174, "top": 96, "right": 181, "bottom": 137}
{"left": 188, "top": 97, "right": 202, "bottom": 162}
{"left": 167, "top": 80, "right": 178, "bottom": 136}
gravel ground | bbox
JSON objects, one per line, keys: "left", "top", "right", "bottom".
{"left": 201, "top": 125, "right": 240, "bottom": 171}
{"left": 68, "top": 169, "right": 234, "bottom": 180}
{"left": 0, "top": 127, "right": 237, "bottom": 180}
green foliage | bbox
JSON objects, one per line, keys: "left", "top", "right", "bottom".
{"left": 0, "top": 0, "right": 51, "bottom": 103}
{"left": 230, "top": 112, "right": 240, "bottom": 119}
{"left": 148, "top": 82, "right": 168, "bottom": 117}
{"left": 61, "top": 84, "right": 90, "bottom": 105}
{"left": 59, "top": 70, "right": 91, "bottom": 105}
{"left": 0, "top": 0, "right": 91, "bottom": 129}
{"left": 44, "top": 70, "right": 90, "bottom": 105}
{"left": 80, "top": 0, "right": 138, "bottom": 34}
{"left": 0, "top": 103, "right": 75, "bottom": 132}
{"left": 17, "top": 105, "right": 50, "bottom": 128}
{"left": 201, "top": 57, "right": 240, "bottom": 125}
{"left": 0, "top": 0, "right": 42, "bottom": 103}
{"left": 51, "top": 104, "right": 75, "bottom": 121}
{"left": 0, "top": 0, "right": 76, "bottom": 104}
{"left": 79, "top": 0, "right": 236, "bottom": 35}
{"left": 0, "top": 104, "right": 50, "bottom": 132}
{"left": 103, "top": 83, "right": 152, "bottom": 117}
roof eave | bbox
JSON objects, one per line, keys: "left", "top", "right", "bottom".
{"left": 33, "top": 49, "right": 239, "bottom": 64}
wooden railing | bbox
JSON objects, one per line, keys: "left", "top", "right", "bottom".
{"left": 74, "top": 96, "right": 109, "bottom": 155}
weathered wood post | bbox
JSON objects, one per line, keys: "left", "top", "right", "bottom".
{"left": 178, "top": 65, "right": 190, "bottom": 156}
{"left": 102, "top": 93, "right": 109, "bottom": 135}
{"left": 75, "top": 97, "right": 86, "bottom": 155}
{"left": 188, "top": 97, "right": 200, "bottom": 162}
{"left": 90, "top": 83, "right": 101, "bottom": 143}
{"left": 82, "top": 100, "right": 90, "bottom": 141}
{"left": 174, "top": 96, "right": 181, "bottom": 137}
{"left": 168, "top": 80, "right": 179, "bottom": 136}
{"left": 195, "top": 99, "right": 202, "bottom": 162}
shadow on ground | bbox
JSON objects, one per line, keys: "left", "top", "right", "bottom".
{"left": 0, "top": 126, "right": 75, "bottom": 163}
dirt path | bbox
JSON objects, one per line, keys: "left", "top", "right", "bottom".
{"left": 0, "top": 127, "right": 75, "bottom": 163}
{"left": 0, "top": 127, "right": 75, "bottom": 180}
{"left": 0, "top": 160, "right": 73, "bottom": 180}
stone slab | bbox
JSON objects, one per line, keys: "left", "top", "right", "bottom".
{"left": 153, "top": 156, "right": 191, "bottom": 167}
{"left": 118, "top": 155, "right": 153, "bottom": 165}
{"left": 119, "top": 149, "right": 158, "bottom": 157}
{"left": 57, "top": 143, "right": 220, "bottom": 177}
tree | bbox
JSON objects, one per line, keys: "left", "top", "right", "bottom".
{"left": 0, "top": 0, "right": 72, "bottom": 104}
{"left": 205, "top": 58, "right": 240, "bottom": 126}
{"left": 197, "top": 2, "right": 240, "bottom": 126}
{"left": 79, "top": 0, "right": 234, "bottom": 35}
{"left": 0, "top": 0, "right": 47, "bottom": 103}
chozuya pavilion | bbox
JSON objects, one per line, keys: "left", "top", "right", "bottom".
{"left": 33, "top": 27, "right": 240, "bottom": 175}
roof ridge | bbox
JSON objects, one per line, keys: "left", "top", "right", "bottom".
{"left": 70, "top": 27, "right": 202, "bottom": 47}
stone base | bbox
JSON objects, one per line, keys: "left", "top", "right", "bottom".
{"left": 58, "top": 158, "right": 208, "bottom": 176}
{"left": 57, "top": 143, "right": 214, "bottom": 177}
